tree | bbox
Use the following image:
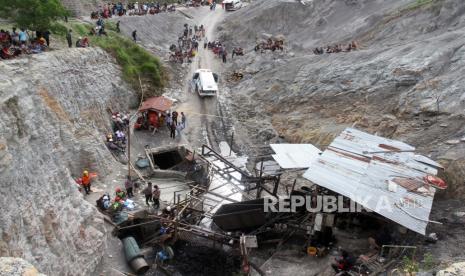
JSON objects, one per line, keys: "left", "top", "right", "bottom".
{"left": 0, "top": 0, "right": 69, "bottom": 31}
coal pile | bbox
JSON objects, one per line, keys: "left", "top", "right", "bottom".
{"left": 167, "top": 242, "right": 241, "bottom": 276}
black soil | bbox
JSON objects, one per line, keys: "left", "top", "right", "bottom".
{"left": 166, "top": 241, "right": 241, "bottom": 276}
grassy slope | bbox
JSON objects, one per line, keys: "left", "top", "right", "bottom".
{"left": 50, "top": 20, "right": 166, "bottom": 99}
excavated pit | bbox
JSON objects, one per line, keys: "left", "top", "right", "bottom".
{"left": 151, "top": 150, "right": 184, "bottom": 170}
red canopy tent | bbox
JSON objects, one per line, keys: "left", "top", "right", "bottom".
{"left": 138, "top": 96, "right": 173, "bottom": 113}
{"left": 135, "top": 96, "right": 174, "bottom": 130}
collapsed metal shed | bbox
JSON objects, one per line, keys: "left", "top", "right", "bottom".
{"left": 303, "top": 128, "right": 444, "bottom": 235}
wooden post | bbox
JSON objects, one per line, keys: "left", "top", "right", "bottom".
{"left": 229, "top": 131, "right": 234, "bottom": 156}
{"left": 256, "top": 158, "right": 264, "bottom": 199}
{"left": 290, "top": 179, "right": 297, "bottom": 195}
{"left": 127, "top": 123, "right": 131, "bottom": 178}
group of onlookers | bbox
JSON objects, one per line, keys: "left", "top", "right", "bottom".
{"left": 0, "top": 28, "right": 50, "bottom": 59}
{"left": 91, "top": 2, "right": 176, "bottom": 19}
{"left": 313, "top": 41, "right": 359, "bottom": 55}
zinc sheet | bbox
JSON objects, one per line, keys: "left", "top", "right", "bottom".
{"left": 303, "top": 128, "right": 441, "bottom": 235}
{"left": 270, "top": 144, "right": 322, "bottom": 169}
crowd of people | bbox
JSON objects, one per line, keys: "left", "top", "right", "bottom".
{"left": 1, "top": 28, "right": 50, "bottom": 60}
{"left": 91, "top": 2, "right": 176, "bottom": 19}
{"left": 96, "top": 177, "right": 163, "bottom": 213}
{"left": 254, "top": 37, "right": 284, "bottom": 53}
{"left": 170, "top": 24, "right": 205, "bottom": 63}
{"left": 207, "top": 40, "right": 228, "bottom": 63}
{"left": 134, "top": 108, "right": 187, "bottom": 140}
{"left": 313, "top": 41, "right": 359, "bottom": 55}
{"left": 106, "top": 111, "right": 130, "bottom": 153}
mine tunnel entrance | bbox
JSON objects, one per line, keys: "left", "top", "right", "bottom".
{"left": 151, "top": 150, "right": 184, "bottom": 169}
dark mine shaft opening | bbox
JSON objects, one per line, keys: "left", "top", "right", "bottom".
{"left": 165, "top": 241, "right": 241, "bottom": 276}
{"left": 151, "top": 150, "right": 184, "bottom": 170}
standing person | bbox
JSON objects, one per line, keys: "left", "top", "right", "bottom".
{"left": 176, "top": 122, "right": 183, "bottom": 137}
{"left": 18, "top": 29, "right": 28, "bottom": 45}
{"left": 170, "top": 122, "right": 176, "bottom": 139}
{"left": 43, "top": 30, "right": 51, "bottom": 47}
{"left": 166, "top": 113, "right": 172, "bottom": 129}
{"left": 222, "top": 48, "right": 227, "bottom": 63}
{"left": 82, "top": 170, "right": 91, "bottom": 195}
{"left": 142, "top": 182, "right": 153, "bottom": 206}
{"left": 152, "top": 185, "right": 160, "bottom": 209}
{"left": 172, "top": 111, "right": 178, "bottom": 125}
{"left": 66, "top": 29, "right": 73, "bottom": 48}
{"left": 181, "top": 112, "right": 186, "bottom": 129}
{"left": 116, "top": 20, "right": 121, "bottom": 33}
{"left": 132, "top": 30, "right": 137, "bottom": 42}
{"left": 124, "top": 175, "right": 134, "bottom": 198}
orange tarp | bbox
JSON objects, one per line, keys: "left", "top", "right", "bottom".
{"left": 138, "top": 96, "right": 173, "bottom": 113}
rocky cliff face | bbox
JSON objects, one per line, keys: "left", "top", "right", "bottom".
{"left": 220, "top": 0, "right": 465, "bottom": 198}
{"left": 0, "top": 48, "right": 136, "bottom": 275}
{"left": 61, "top": 0, "right": 101, "bottom": 16}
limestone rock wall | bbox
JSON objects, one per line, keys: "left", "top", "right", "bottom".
{"left": 0, "top": 48, "right": 136, "bottom": 275}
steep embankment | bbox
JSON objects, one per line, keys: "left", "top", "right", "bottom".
{"left": 0, "top": 48, "right": 137, "bottom": 275}
{"left": 61, "top": 0, "right": 101, "bottom": 16}
{"left": 220, "top": 0, "right": 465, "bottom": 198}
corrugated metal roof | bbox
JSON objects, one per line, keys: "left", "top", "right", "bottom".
{"left": 303, "top": 128, "right": 442, "bottom": 235}
{"left": 270, "top": 144, "right": 322, "bottom": 169}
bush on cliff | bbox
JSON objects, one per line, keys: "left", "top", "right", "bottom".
{"left": 0, "top": 0, "right": 69, "bottom": 31}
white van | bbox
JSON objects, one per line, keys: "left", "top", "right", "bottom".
{"left": 223, "top": 0, "right": 242, "bottom": 11}
{"left": 192, "top": 69, "right": 219, "bottom": 97}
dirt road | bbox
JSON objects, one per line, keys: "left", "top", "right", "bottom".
{"left": 176, "top": 6, "right": 228, "bottom": 151}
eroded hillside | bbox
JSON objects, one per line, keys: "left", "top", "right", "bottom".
{"left": 0, "top": 48, "right": 137, "bottom": 275}
{"left": 219, "top": 0, "right": 465, "bottom": 198}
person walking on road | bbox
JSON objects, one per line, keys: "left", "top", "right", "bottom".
{"left": 132, "top": 30, "right": 137, "bottom": 42}
{"left": 142, "top": 182, "right": 153, "bottom": 206}
{"left": 116, "top": 21, "right": 121, "bottom": 33}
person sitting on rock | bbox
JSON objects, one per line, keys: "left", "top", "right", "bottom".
{"left": 115, "top": 129, "right": 126, "bottom": 144}
{"left": 96, "top": 193, "right": 111, "bottom": 210}
{"left": 351, "top": 40, "right": 358, "bottom": 50}
{"left": 1, "top": 44, "right": 13, "bottom": 59}
{"left": 115, "top": 187, "right": 126, "bottom": 200}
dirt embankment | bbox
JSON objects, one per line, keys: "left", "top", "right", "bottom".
{"left": 219, "top": 0, "right": 465, "bottom": 198}
{"left": 0, "top": 48, "right": 137, "bottom": 275}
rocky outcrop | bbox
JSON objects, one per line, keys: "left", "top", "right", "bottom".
{"left": 220, "top": 0, "right": 465, "bottom": 197}
{"left": 0, "top": 48, "right": 136, "bottom": 275}
{"left": 61, "top": 0, "right": 101, "bottom": 16}
{"left": 0, "top": 257, "right": 46, "bottom": 276}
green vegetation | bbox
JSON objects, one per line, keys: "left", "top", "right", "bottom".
{"left": 402, "top": 255, "right": 420, "bottom": 275}
{"left": 51, "top": 21, "right": 166, "bottom": 98}
{"left": 0, "top": 0, "right": 69, "bottom": 31}
{"left": 422, "top": 252, "right": 436, "bottom": 270}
